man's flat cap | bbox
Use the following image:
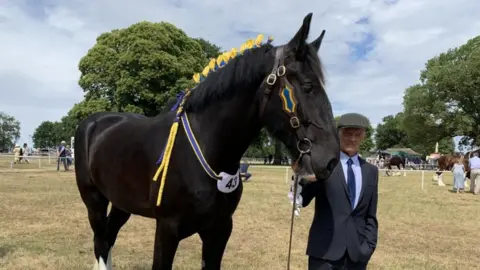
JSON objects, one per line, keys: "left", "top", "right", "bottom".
{"left": 337, "top": 113, "right": 370, "bottom": 129}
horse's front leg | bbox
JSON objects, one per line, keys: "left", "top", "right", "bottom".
{"left": 152, "top": 219, "right": 180, "bottom": 270}
{"left": 198, "top": 217, "right": 233, "bottom": 270}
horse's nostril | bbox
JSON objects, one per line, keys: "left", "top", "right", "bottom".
{"left": 327, "top": 158, "right": 338, "bottom": 171}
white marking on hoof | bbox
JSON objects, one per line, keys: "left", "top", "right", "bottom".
{"left": 92, "top": 250, "right": 112, "bottom": 270}
{"left": 98, "top": 257, "right": 108, "bottom": 270}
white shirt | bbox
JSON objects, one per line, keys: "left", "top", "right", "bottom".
{"left": 469, "top": 156, "right": 480, "bottom": 170}
{"left": 340, "top": 151, "right": 362, "bottom": 209}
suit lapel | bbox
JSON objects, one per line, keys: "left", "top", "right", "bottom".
{"left": 334, "top": 162, "right": 351, "bottom": 205}
{"left": 357, "top": 158, "right": 369, "bottom": 207}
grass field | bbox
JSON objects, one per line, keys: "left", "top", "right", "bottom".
{"left": 1, "top": 163, "right": 480, "bottom": 269}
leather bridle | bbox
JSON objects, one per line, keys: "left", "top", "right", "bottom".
{"left": 258, "top": 46, "right": 313, "bottom": 159}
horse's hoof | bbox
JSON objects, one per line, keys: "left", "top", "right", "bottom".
{"left": 93, "top": 254, "right": 110, "bottom": 270}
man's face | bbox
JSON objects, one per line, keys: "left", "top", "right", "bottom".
{"left": 339, "top": 127, "right": 365, "bottom": 156}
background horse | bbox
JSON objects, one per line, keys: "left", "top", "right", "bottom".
{"left": 75, "top": 13, "right": 340, "bottom": 270}
{"left": 435, "top": 155, "right": 457, "bottom": 186}
{"left": 384, "top": 155, "right": 405, "bottom": 176}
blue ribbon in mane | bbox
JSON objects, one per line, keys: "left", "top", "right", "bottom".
{"left": 170, "top": 90, "right": 186, "bottom": 112}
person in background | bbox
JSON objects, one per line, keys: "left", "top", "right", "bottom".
{"left": 240, "top": 163, "right": 252, "bottom": 181}
{"left": 13, "top": 144, "right": 21, "bottom": 164}
{"left": 468, "top": 152, "right": 480, "bottom": 194}
{"left": 66, "top": 145, "right": 73, "bottom": 167}
{"left": 452, "top": 157, "right": 465, "bottom": 193}
{"left": 289, "top": 113, "right": 379, "bottom": 270}
{"left": 22, "top": 143, "right": 30, "bottom": 164}
{"left": 57, "top": 140, "right": 69, "bottom": 171}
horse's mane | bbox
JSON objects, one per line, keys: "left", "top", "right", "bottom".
{"left": 160, "top": 37, "right": 327, "bottom": 115}
{"left": 183, "top": 43, "right": 274, "bottom": 112}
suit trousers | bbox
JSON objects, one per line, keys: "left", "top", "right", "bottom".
{"left": 472, "top": 169, "right": 480, "bottom": 194}
{"left": 308, "top": 254, "right": 367, "bottom": 270}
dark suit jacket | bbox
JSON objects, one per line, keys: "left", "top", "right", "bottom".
{"left": 300, "top": 157, "right": 379, "bottom": 263}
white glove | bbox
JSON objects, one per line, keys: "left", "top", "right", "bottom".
{"left": 287, "top": 175, "right": 303, "bottom": 216}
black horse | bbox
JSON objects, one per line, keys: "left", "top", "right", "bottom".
{"left": 74, "top": 13, "right": 340, "bottom": 270}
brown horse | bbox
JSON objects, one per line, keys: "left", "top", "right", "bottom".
{"left": 435, "top": 155, "right": 457, "bottom": 186}
{"left": 435, "top": 150, "right": 480, "bottom": 186}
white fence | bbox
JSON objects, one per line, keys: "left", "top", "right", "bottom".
{"left": 245, "top": 165, "right": 453, "bottom": 191}
{"left": 0, "top": 154, "right": 74, "bottom": 170}
{"left": 2, "top": 155, "right": 450, "bottom": 191}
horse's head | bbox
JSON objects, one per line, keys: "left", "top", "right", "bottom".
{"left": 258, "top": 13, "right": 339, "bottom": 181}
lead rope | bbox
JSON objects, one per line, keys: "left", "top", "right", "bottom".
{"left": 286, "top": 151, "right": 306, "bottom": 270}
{"left": 286, "top": 173, "right": 299, "bottom": 270}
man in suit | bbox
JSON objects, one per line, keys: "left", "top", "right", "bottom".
{"left": 289, "top": 112, "right": 379, "bottom": 270}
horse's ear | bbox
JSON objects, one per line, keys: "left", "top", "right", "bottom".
{"left": 310, "top": 30, "right": 326, "bottom": 52}
{"left": 287, "top": 13, "right": 313, "bottom": 60}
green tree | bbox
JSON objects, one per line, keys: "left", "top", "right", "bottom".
{"left": 0, "top": 112, "right": 21, "bottom": 150}
{"left": 403, "top": 35, "right": 480, "bottom": 149}
{"left": 32, "top": 121, "right": 64, "bottom": 148}
{"left": 375, "top": 113, "right": 409, "bottom": 150}
{"left": 243, "top": 128, "right": 274, "bottom": 158}
{"left": 334, "top": 116, "right": 374, "bottom": 156}
{"left": 78, "top": 21, "right": 214, "bottom": 117}
{"left": 194, "top": 38, "right": 222, "bottom": 65}
{"left": 61, "top": 98, "right": 112, "bottom": 137}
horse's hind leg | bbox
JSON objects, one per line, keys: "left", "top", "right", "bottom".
{"left": 105, "top": 206, "right": 131, "bottom": 267}
{"left": 198, "top": 217, "right": 233, "bottom": 270}
{"left": 79, "top": 186, "right": 111, "bottom": 270}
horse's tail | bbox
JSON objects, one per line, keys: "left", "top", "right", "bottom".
{"left": 74, "top": 115, "right": 99, "bottom": 187}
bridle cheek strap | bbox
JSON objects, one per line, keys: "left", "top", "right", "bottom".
{"left": 258, "top": 47, "right": 312, "bottom": 157}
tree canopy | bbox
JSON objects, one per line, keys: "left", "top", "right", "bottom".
{"left": 33, "top": 21, "right": 224, "bottom": 145}
{"left": 403, "top": 35, "right": 480, "bottom": 149}
{"left": 78, "top": 21, "right": 209, "bottom": 117}
{"left": 32, "top": 121, "right": 70, "bottom": 148}
{"left": 0, "top": 112, "right": 21, "bottom": 150}
{"left": 375, "top": 113, "right": 409, "bottom": 150}
{"left": 375, "top": 112, "right": 454, "bottom": 156}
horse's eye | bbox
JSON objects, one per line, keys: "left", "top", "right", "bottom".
{"left": 302, "top": 79, "right": 312, "bottom": 93}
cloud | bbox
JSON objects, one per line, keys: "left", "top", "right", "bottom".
{"left": 0, "top": 0, "right": 479, "bottom": 150}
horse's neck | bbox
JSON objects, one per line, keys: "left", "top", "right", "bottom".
{"left": 187, "top": 94, "right": 262, "bottom": 175}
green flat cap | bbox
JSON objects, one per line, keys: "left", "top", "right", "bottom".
{"left": 337, "top": 113, "right": 370, "bottom": 129}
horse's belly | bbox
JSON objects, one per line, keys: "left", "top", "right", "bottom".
{"left": 91, "top": 163, "right": 155, "bottom": 218}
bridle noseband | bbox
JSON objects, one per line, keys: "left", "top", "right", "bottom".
{"left": 258, "top": 46, "right": 312, "bottom": 159}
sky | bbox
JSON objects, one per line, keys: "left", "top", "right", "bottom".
{"left": 1, "top": 0, "right": 479, "bottom": 151}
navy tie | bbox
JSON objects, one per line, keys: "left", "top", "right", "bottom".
{"left": 347, "top": 158, "right": 356, "bottom": 209}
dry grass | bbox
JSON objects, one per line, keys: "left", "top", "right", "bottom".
{"left": 0, "top": 166, "right": 480, "bottom": 270}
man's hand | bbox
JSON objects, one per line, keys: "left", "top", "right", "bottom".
{"left": 287, "top": 175, "right": 303, "bottom": 216}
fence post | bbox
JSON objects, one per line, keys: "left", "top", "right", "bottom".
{"left": 421, "top": 170, "right": 425, "bottom": 190}
{"left": 285, "top": 167, "right": 289, "bottom": 184}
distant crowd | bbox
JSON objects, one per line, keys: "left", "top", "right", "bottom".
{"left": 11, "top": 140, "right": 73, "bottom": 171}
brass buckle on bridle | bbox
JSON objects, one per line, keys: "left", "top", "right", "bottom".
{"left": 277, "top": 65, "right": 286, "bottom": 77}
{"left": 290, "top": 116, "right": 300, "bottom": 129}
{"left": 266, "top": 73, "right": 277, "bottom": 85}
